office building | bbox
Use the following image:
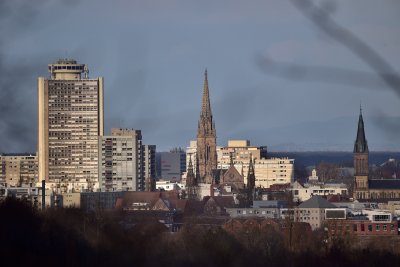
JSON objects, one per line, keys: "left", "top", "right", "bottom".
{"left": 157, "top": 148, "right": 186, "bottom": 181}
{"left": 99, "top": 128, "right": 142, "bottom": 191}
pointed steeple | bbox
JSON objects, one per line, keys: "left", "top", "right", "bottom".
{"left": 186, "top": 154, "right": 198, "bottom": 200}
{"left": 247, "top": 155, "right": 256, "bottom": 201}
{"left": 247, "top": 155, "right": 255, "bottom": 189}
{"left": 196, "top": 69, "right": 217, "bottom": 184}
{"left": 187, "top": 155, "right": 194, "bottom": 177}
{"left": 354, "top": 105, "right": 368, "bottom": 153}
{"left": 201, "top": 69, "right": 212, "bottom": 119}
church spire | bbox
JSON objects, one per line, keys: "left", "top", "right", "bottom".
{"left": 247, "top": 155, "right": 256, "bottom": 201}
{"left": 196, "top": 69, "right": 217, "bottom": 184}
{"left": 354, "top": 105, "right": 368, "bottom": 153}
{"left": 186, "top": 154, "right": 198, "bottom": 200}
{"left": 201, "top": 69, "right": 212, "bottom": 118}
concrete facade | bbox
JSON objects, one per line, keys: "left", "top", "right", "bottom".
{"left": 0, "top": 153, "right": 38, "bottom": 186}
{"left": 38, "top": 59, "right": 103, "bottom": 192}
{"left": 99, "top": 128, "right": 142, "bottom": 192}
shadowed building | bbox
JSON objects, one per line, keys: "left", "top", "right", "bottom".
{"left": 353, "top": 107, "right": 400, "bottom": 201}
{"left": 196, "top": 70, "right": 217, "bottom": 184}
{"left": 185, "top": 154, "right": 199, "bottom": 199}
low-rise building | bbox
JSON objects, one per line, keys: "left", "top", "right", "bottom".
{"left": 295, "top": 195, "right": 339, "bottom": 230}
{"left": 290, "top": 181, "right": 348, "bottom": 202}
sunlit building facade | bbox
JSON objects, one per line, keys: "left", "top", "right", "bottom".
{"left": 38, "top": 59, "right": 103, "bottom": 192}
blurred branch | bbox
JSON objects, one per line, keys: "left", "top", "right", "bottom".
{"left": 260, "top": 0, "right": 400, "bottom": 98}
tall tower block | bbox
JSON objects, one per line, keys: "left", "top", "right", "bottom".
{"left": 38, "top": 59, "right": 104, "bottom": 192}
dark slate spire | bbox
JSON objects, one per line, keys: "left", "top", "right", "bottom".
{"left": 354, "top": 106, "right": 368, "bottom": 153}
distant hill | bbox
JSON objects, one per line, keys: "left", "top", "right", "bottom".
{"left": 228, "top": 115, "right": 400, "bottom": 152}
{"left": 268, "top": 151, "right": 400, "bottom": 167}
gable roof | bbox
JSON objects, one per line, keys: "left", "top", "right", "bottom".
{"left": 298, "top": 195, "right": 336, "bottom": 209}
{"left": 292, "top": 181, "right": 304, "bottom": 189}
{"left": 222, "top": 165, "right": 243, "bottom": 181}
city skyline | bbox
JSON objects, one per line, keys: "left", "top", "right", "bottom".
{"left": 0, "top": 0, "right": 399, "bottom": 153}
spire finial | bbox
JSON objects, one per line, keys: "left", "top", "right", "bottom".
{"left": 205, "top": 68, "right": 207, "bottom": 78}
{"left": 360, "top": 101, "right": 362, "bottom": 115}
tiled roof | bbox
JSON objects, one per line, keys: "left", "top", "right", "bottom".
{"left": 298, "top": 195, "right": 336, "bottom": 209}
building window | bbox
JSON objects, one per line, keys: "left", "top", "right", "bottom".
{"left": 368, "top": 225, "right": 372, "bottom": 232}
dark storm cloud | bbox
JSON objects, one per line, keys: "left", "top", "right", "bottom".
{"left": 257, "top": 56, "right": 388, "bottom": 90}
{"left": 0, "top": 0, "right": 81, "bottom": 153}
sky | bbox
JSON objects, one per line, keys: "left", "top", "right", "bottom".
{"left": 0, "top": 0, "right": 399, "bottom": 152}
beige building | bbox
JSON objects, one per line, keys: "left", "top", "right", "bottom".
{"left": 0, "top": 153, "right": 38, "bottom": 186}
{"left": 38, "top": 59, "right": 103, "bottom": 192}
{"left": 217, "top": 140, "right": 294, "bottom": 188}
{"left": 185, "top": 140, "right": 294, "bottom": 188}
{"left": 295, "top": 195, "right": 337, "bottom": 230}
{"left": 290, "top": 181, "right": 348, "bottom": 202}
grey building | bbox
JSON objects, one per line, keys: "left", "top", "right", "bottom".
{"left": 99, "top": 128, "right": 142, "bottom": 191}
{"left": 80, "top": 191, "right": 125, "bottom": 212}
{"left": 157, "top": 148, "right": 186, "bottom": 181}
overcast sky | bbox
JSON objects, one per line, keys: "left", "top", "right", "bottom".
{"left": 0, "top": 0, "right": 399, "bottom": 152}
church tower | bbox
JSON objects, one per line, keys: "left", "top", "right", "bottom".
{"left": 186, "top": 154, "right": 198, "bottom": 199}
{"left": 196, "top": 69, "right": 217, "bottom": 184}
{"left": 354, "top": 106, "right": 369, "bottom": 198}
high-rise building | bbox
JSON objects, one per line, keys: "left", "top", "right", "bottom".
{"left": 99, "top": 129, "right": 156, "bottom": 192}
{"left": 196, "top": 70, "right": 217, "bottom": 184}
{"left": 99, "top": 128, "right": 142, "bottom": 191}
{"left": 38, "top": 59, "right": 103, "bottom": 192}
{"left": 0, "top": 153, "right": 38, "bottom": 186}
